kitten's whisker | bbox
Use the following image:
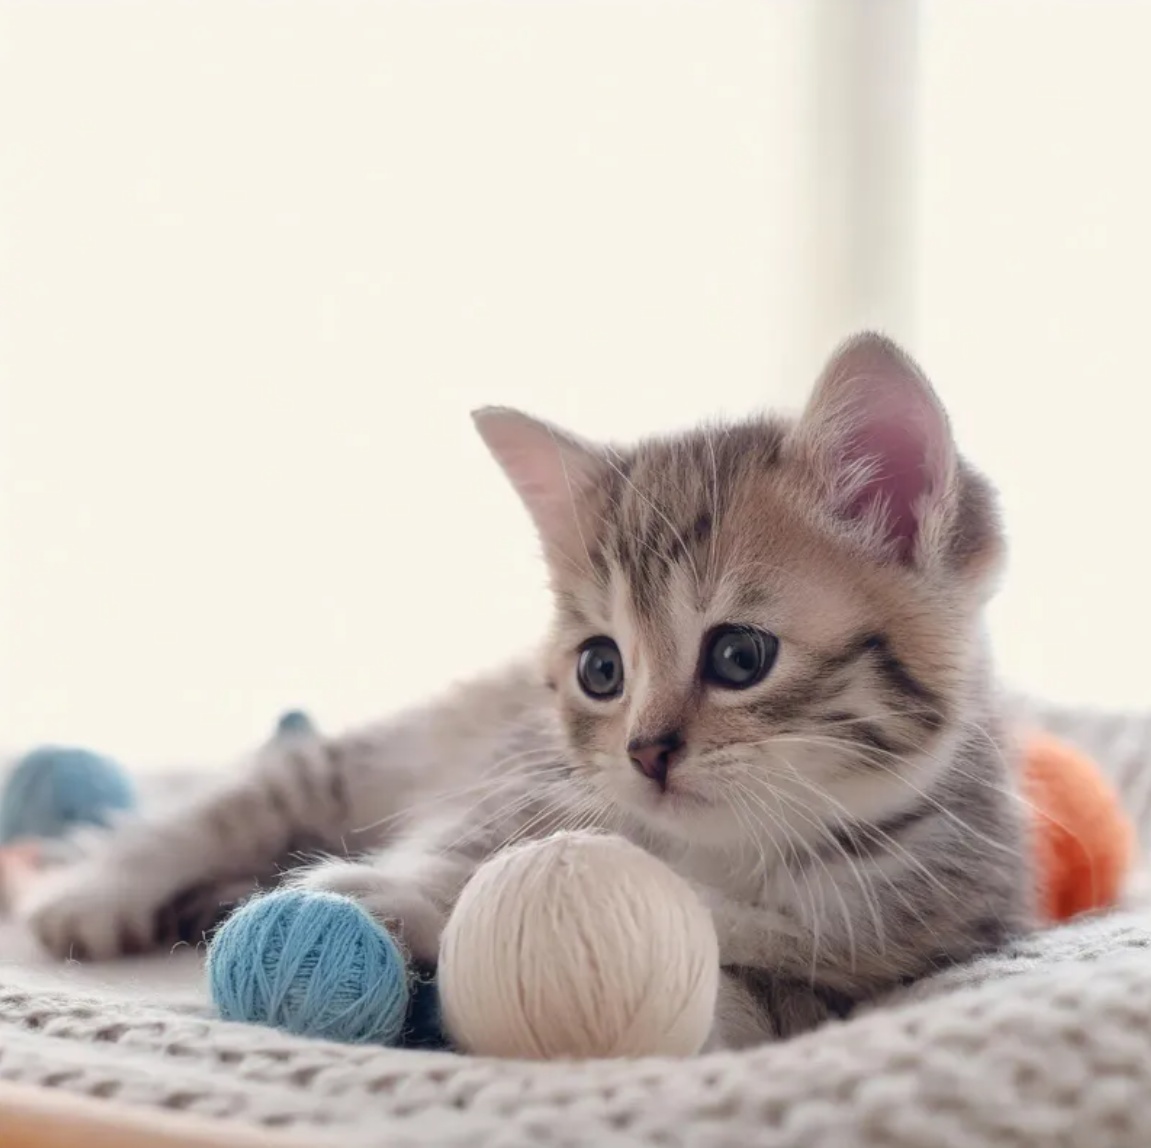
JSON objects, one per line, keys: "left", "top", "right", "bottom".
{"left": 437, "top": 770, "right": 590, "bottom": 855}
{"left": 726, "top": 760, "right": 889, "bottom": 957}
{"left": 760, "top": 728, "right": 1012, "bottom": 855}
{"left": 351, "top": 748, "right": 569, "bottom": 836}
{"left": 722, "top": 784, "right": 780, "bottom": 891}
{"left": 745, "top": 741, "right": 960, "bottom": 899}
{"left": 437, "top": 792, "right": 550, "bottom": 855}
{"left": 806, "top": 706, "right": 944, "bottom": 731}
{"left": 764, "top": 778, "right": 880, "bottom": 968}
{"left": 726, "top": 786, "right": 817, "bottom": 969}
{"left": 353, "top": 775, "right": 536, "bottom": 839}
{"left": 856, "top": 758, "right": 1022, "bottom": 861}
{"left": 769, "top": 727, "right": 1033, "bottom": 862}
{"left": 482, "top": 802, "right": 567, "bottom": 857}
{"left": 724, "top": 780, "right": 825, "bottom": 980}
{"left": 547, "top": 788, "right": 619, "bottom": 846}
{"left": 727, "top": 776, "right": 850, "bottom": 972}
{"left": 727, "top": 792, "right": 769, "bottom": 883}
{"left": 771, "top": 796, "right": 864, "bottom": 974}
{"left": 736, "top": 736, "right": 962, "bottom": 898}
{"left": 927, "top": 736, "right": 1082, "bottom": 852}
{"left": 495, "top": 783, "right": 608, "bottom": 854}
{"left": 772, "top": 763, "right": 957, "bottom": 947}
{"left": 567, "top": 796, "right": 613, "bottom": 837}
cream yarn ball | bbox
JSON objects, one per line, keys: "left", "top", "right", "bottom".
{"left": 438, "top": 830, "right": 719, "bottom": 1059}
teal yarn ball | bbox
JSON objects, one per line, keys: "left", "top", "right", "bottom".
{"left": 207, "top": 889, "right": 411, "bottom": 1046}
{"left": 274, "top": 710, "right": 315, "bottom": 738}
{"left": 0, "top": 746, "right": 137, "bottom": 845}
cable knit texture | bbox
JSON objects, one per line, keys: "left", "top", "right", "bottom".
{"left": 3, "top": 698, "right": 1151, "bottom": 1147}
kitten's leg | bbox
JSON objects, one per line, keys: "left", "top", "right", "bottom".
{"left": 705, "top": 971, "right": 776, "bottom": 1051}
{"left": 694, "top": 888, "right": 851, "bottom": 1049}
{"left": 284, "top": 778, "right": 576, "bottom": 963}
{"left": 20, "top": 731, "right": 391, "bottom": 960}
{"left": 21, "top": 662, "right": 560, "bottom": 961}
{"left": 287, "top": 821, "right": 478, "bottom": 964}
{"left": 706, "top": 970, "right": 848, "bottom": 1050}
{"left": 284, "top": 773, "right": 568, "bottom": 962}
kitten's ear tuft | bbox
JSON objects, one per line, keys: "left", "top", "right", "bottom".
{"left": 472, "top": 407, "right": 605, "bottom": 563}
{"left": 799, "top": 332, "right": 957, "bottom": 564}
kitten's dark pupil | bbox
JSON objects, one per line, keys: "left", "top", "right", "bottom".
{"left": 578, "top": 639, "right": 623, "bottom": 698}
{"left": 589, "top": 650, "right": 617, "bottom": 686}
{"left": 729, "top": 643, "right": 754, "bottom": 672}
{"left": 716, "top": 635, "right": 757, "bottom": 680}
{"left": 706, "top": 626, "right": 775, "bottom": 688}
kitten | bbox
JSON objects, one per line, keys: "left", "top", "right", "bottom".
{"left": 20, "top": 333, "right": 1033, "bottom": 1048}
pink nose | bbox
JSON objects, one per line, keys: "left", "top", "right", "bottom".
{"left": 628, "top": 731, "right": 684, "bottom": 791}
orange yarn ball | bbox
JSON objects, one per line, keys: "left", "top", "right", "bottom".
{"left": 1022, "top": 731, "right": 1136, "bottom": 923}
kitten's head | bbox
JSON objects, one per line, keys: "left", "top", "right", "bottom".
{"left": 475, "top": 334, "right": 1003, "bottom": 849}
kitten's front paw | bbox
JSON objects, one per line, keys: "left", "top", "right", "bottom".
{"left": 705, "top": 970, "right": 776, "bottom": 1051}
{"left": 20, "top": 861, "right": 170, "bottom": 960}
{"left": 291, "top": 860, "right": 445, "bottom": 964}
{"left": 20, "top": 861, "right": 251, "bottom": 961}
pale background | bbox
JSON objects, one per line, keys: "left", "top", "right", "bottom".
{"left": 2, "top": 1, "right": 1149, "bottom": 769}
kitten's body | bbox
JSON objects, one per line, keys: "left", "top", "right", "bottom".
{"left": 22, "top": 334, "right": 1033, "bottom": 1048}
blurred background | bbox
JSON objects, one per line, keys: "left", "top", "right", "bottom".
{"left": 2, "top": 1, "right": 1149, "bottom": 769}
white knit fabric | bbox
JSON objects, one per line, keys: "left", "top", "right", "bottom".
{"left": 1, "top": 699, "right": 1150, "bottom": 1147}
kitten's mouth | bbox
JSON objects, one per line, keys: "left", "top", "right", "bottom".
{"left": 634, "top": 777, "right": 711, "bottom": 812}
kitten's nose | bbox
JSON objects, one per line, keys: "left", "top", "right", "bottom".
{"left": 628, "top": 731, "right": 684, "bottom": 791}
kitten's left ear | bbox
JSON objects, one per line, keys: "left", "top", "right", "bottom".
{"left": 473, "top": 407, "right": 605, "bottom": 566}
{"left": 798, "top": 332, "right": 958, "bottom": 564}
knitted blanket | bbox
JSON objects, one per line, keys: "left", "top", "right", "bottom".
{"left": 2, "top": 699, "right": 1151, "bottom": 1147}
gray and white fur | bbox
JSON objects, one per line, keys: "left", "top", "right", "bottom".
{"left": 20, "top": 333, "right": 1034, "bottom": 1049}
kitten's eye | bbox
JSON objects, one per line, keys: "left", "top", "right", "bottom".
{"left": 577, "top": 637, "right": 624, "bottom": 699}
{"left": 703, "top": 626, "right": 778, "bottom": 689}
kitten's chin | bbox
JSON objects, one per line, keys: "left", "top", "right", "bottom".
{"left": 606, "top": 776, "right": 739, "bottom": 847}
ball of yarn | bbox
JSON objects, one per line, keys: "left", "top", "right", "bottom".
{"left": 274, "top": 710, "right": 316, "bottom": 739}
{"left": 207, "top": 889, "right": 411, "bottom": 1046}
{"left": 439, "top": 830, "right": 719, "bottom": 1060}
{"left": 0, "top": 746, "right": 136, "bottom": 845}
{"left": 1022, "top": 730, "right": 1137, "bottom": 922}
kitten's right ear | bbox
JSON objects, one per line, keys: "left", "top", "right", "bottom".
{"left": 472, "top": 407, "right": 605, "bottom": 564}
{"left": 797, "top": 333, "right": 958, "bottom": 566}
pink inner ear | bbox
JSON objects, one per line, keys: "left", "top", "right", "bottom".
{"left": 805, "top": 334, "right": 955, "bottom": 563}
{"left": 472, "top": 407, "right": 603, "bottom": 563}
{"left": 844, "top": 414, "right": 933, "bottom": 561}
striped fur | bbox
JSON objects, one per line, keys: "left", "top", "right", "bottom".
{"left": 21, "top": 333, "right": 1033, "bottom": 1049}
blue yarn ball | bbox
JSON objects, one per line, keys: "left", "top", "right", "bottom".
{"left": 274, "top": 710, "right": 316, "bottom": 738}
{"left": 207, "top": 889, "right": 411, "bottom": 1046}
{"left": 0, "top": 746, "right": 137, "bottom": 845}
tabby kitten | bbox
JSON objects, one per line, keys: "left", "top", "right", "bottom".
{"left": 21, "top": 333, "right": 1032, "bottom": 1048}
